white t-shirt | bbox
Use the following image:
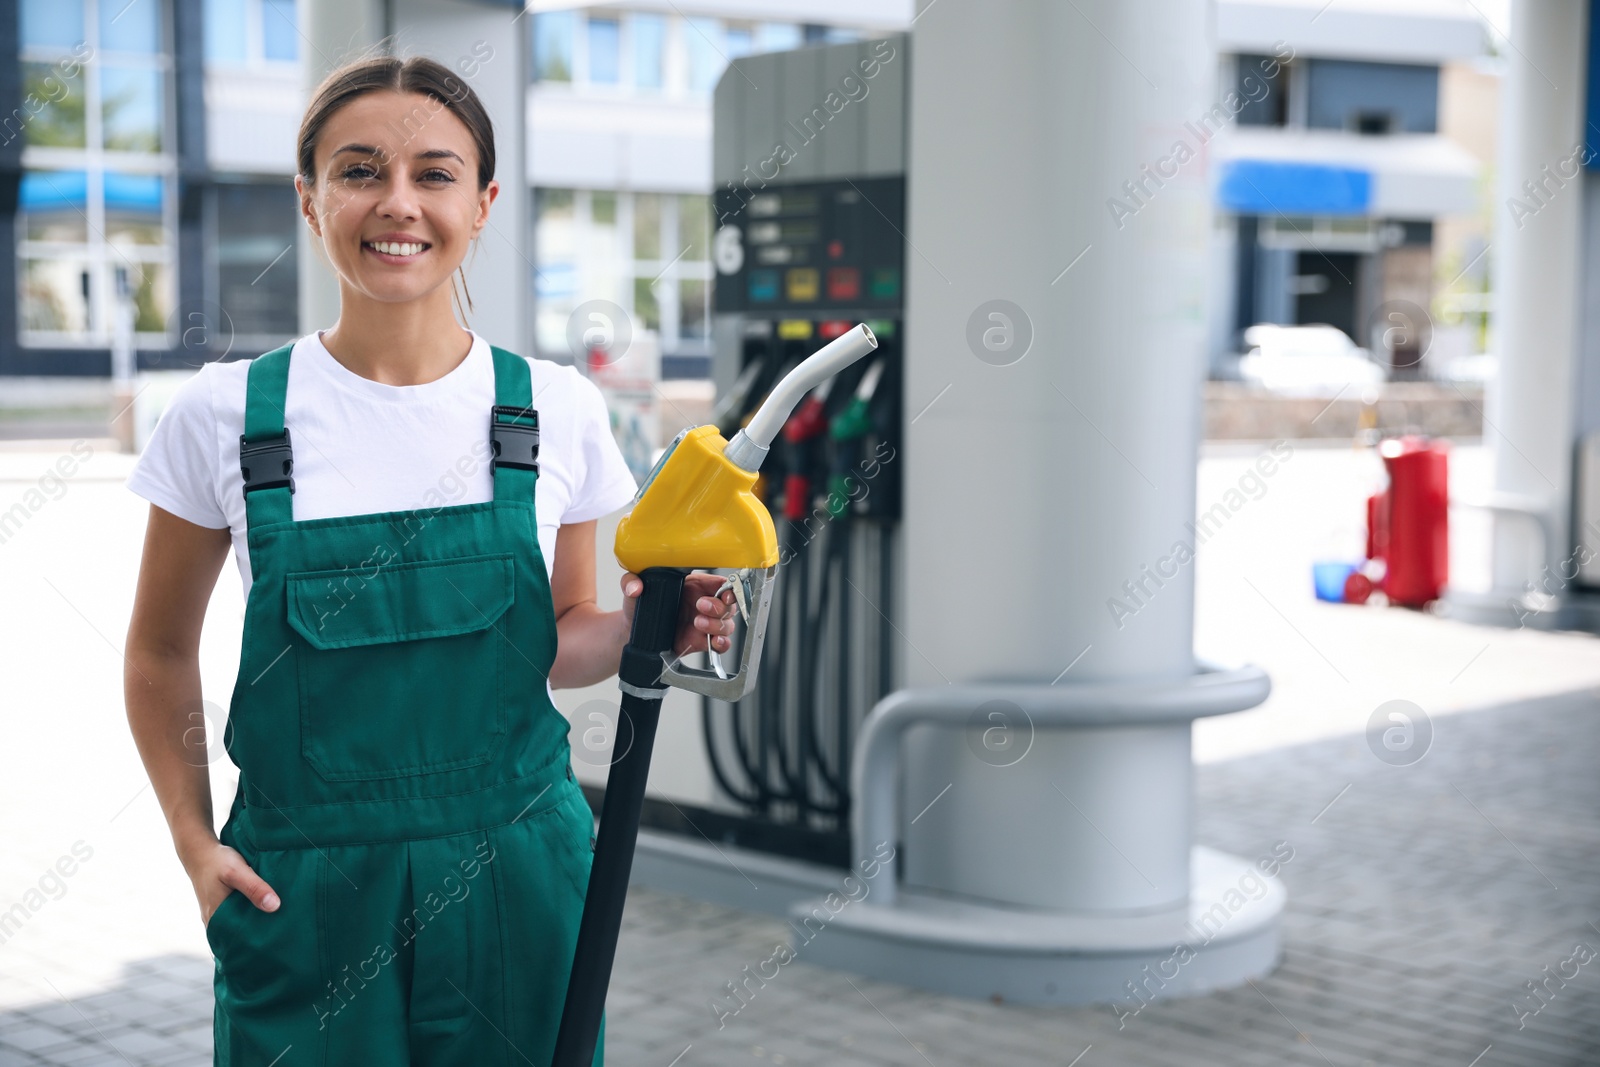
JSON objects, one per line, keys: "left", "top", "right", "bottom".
{"left": 125, "top": 330, "right": 638, "bottom": 599}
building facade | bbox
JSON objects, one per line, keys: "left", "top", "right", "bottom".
{"left": 4, "top": 1, "right": 1497, "bottom": 384}
{"left": 1207, "top": 0, "right": 1490, "bottom": 377}
{"left": 1, "top": 0, "right": 909, "bottom": 384}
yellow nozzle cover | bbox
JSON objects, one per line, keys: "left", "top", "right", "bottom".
{"left": 615, "top": 425, "right": 779, "bottom": 572}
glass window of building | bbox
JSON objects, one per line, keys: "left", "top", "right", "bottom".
{"left": 534, "top": 10, "right": 577, "bottom": 83}
{"left": 1235, "top": 54, "right": 1290, "bottom": 127}
{"left": 679, "top": 192, "right": 710, "bottom": 261}
{"left": 725, "top": 23, "right": 754, "bottom": 59}
{"left": 757, "top": 23, "right": 802, "bottom": 53}
{"left": 528, "top": 11, "right": 830, "bottom": 94}
{"left": 203, "top": 0, "right": 300, "bottom": 65}
{"left": 261, "top": 0, "right": 299, "bottom": 61}
{"left": 684, "top": 17, "right": 726, "bottom": 92}
{"left": 632, "top": 13, "right": 666, "bottom": 89}
{"left": 587, "top": 16, "right": 621, "bottom": 84}
{"left": 804, "top": 24, "right": 860, "bottom": 45}
{"left": 18, "top": 59, "right": 89, "bottom": 147}
{"left": 205, "top": 0, "right": 249, "bottom": 62}
{"left": 18, "top": 0, "right": 175, "bottom": 347}
{"left": 99, "top": 0, "right": 162, "bottom": 54}
{"left": 101, "top": 66, "right": 165, "bottom": 151}
{"left": 632, "top": 193, "right": 662, "bottom": 261}
{"left": 1306, "top": 59, "right": 1438, "bottom": 134}
{"left": 21, "top": 0, "right": 86, "bottom": 50}
{"left": 533, "top": 187, "right": 714, "bottom": 365}
{"left": 209, "top": 181, "right": 299, "bottom": 343}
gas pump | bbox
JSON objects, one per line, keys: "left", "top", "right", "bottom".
{"left": 614, "top": 20, "right": 1283, "bottom": 1009}
{"left": 698, "top": 199, "right": 905, "bottom": 855}
{"left": 725, "top": 319, "right": 901, "bottom": 835}
{"left": 600, "top": 36, "right": 911, "bottom": 873}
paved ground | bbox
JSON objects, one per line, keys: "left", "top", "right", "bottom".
{"left": 595, "top": 687, "right": 1600, "bottom": 1067}
{"left": 2, "top": 437, "right": 1598, "bottom": 1066}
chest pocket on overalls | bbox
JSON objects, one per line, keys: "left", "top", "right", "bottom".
{"left": 287, "top": 552, "right": 515, "bottom": 782}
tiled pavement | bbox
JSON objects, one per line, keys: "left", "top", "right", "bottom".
{"left": 4, "top": 686, "right": 1596, "bottom": 1066}
{"left": 583, "top": 686, "right": 1600, "bottom": 1067}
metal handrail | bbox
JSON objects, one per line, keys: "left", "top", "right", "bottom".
{"left": 850, "top": 660, "right": 1272, "bottom": 908}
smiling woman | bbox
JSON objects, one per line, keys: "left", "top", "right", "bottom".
{"left": 121, "top": 52, "right": 737, "bottom": 1067}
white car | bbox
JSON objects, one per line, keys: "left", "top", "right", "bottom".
{"left": 1438, "top": 352, "right": 1496, "bottom": 383}
{"left": 1237, "top": 324, "right": 1387, "bottom": 395}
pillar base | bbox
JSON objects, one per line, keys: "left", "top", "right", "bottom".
{"left": 1439, "top": 588, "right": 1600, "bottom": 634}
{"left": 787, "top": 845, "right": 1283, "bottom": 1006}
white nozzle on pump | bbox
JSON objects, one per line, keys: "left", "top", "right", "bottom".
{"left": 724, "top": 323, "right": 879, "bottom": 472}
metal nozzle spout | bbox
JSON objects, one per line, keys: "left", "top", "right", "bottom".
{"left": 724, "top": 323, "right": 878, "bottom": 472}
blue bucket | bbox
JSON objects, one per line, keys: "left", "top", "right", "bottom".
{"left": 1312, "top": 561, "right": 1358, "bottom": 603}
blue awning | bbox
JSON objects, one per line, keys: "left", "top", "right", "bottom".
{"left": 105, "top": 172, "right": 164, "bottom": 212}
{"left": 20, "top": 171, "right": 87, "bottom": 212}
{"left": 1213, "top": 129, "right": 1478, "bottom": 217}
{"left": 1216, "top": 159, "right": 1371, "bottom": 215}
{"left": 20, "top": 171, "right": 163, "bottom": 213}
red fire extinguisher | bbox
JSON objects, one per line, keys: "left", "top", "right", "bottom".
{"left": 1367, "top": 435, "right": 1449, "bottom": 607}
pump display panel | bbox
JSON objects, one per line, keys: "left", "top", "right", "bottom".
{"left": 713, "top": 177, "right": 906, "bottom": 317}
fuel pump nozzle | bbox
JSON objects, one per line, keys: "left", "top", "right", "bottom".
{"left": 612, "top": 322, "right": 878, "bottom": 701}
{"left": 551, "top": 323, "right": 878, "bottom": 1067}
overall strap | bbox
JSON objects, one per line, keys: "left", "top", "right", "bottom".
{"left": 489, "top": 345, "right": 540, "bottom": 502}
{"left": 240, "top": 344, "right": 296, "bottom": 531}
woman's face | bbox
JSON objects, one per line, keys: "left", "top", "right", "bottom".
{"left": 296, "top": 90, "right": 498, "bottom": 307}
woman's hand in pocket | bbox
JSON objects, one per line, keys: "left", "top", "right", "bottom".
{"left": 186, "top": 838, "right": 280, "bottom": 929}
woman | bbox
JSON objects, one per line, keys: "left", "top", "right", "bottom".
{"left": 123, "top": 55, "right": 733, "bottom": 1065}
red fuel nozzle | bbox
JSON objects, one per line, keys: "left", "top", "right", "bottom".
{"left": 783, "top": 473, "right": 811, "bottom": 520}
{"left": 782, "top": 392, "right": 830, "bottom": 445}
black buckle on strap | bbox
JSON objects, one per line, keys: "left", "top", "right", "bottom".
{"left": 239, "top": 429, "right": 295, "bottom": 494}
{"left": 490, "top": 405, "right": 540, "bottom": 473}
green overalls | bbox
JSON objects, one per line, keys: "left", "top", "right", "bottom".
{"left": 205, "top": 342, "right": 605, "bottom": 1066}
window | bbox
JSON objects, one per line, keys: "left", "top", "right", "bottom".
{"left": 209, "top": 181, "right": 299, "bottom": 341}
{"left": 1235, "top": 54, "right": 1289, "bottom": 128}
{"left": 21, "top": 0, "right": 86, "bottom": 49}
{"left": 203, "top": 0, "right": 299, "bottom": 65}
{"left": 529, "top": 12, "right": 839, "bottom": 95}
{"left": 1306, "top": 59, "right": 1438, "bottom": 134}
{"left": 684, "top": 17, "right": 725, "bottom": 93}
{"left": 633, "top": 193, "right": 661, "bottom": 260}
{"left": 533, "top": 187, "right": 714, "bottom": 363}
{"left": 205, "top": 0, "right": 248, "bottom": 62}
{"left": 18, "top": 0, "right": 175, "bottom": 348}
{"left": 679, "top": 192, "right": 710, "bottom": 254}
{"left": 725, "top": 23, "right": 754, "bottom": 59}
{"left": 804, "top": 24, "right": 859, "bottom": 45}
{"left": 632, "top": 14, "right": 666, "bottom": 89}
{"left": 757, "top": 23, "right": 802, "bottom": 53}
{"left": 675, "top": 193, "right": 710, "bottom": 345}
{"left": 19, "top": 60, "right": 88, "bottom": 146}
{"left": 534, "top": 11, "right": 576, "bottom": 83}
{"left": 587, "top": 16, "right": 620, "bottom": 84}
{"left": 98, "top": 0, "right": 162, "bottom": 54}
{"left": 261, "top": 0, "right": 298, "bottom": 61}
{"left": 101, "top": 66, "right": 165, "bottom": 151}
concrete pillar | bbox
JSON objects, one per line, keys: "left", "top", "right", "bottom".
{"left": 1487, "top": 0, "right": 1588, "bottom": 588}
{"left": 898, "top": 0, "right": 1214, "bottom": 911}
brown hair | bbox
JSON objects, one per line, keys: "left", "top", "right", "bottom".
{"left": 296, "top": 55, "right": 496, "bottom": 188}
